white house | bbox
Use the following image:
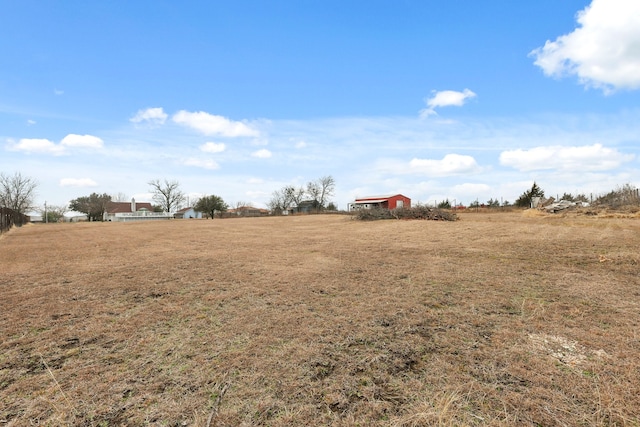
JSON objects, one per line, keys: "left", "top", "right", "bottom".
{"left": 174, "top": 207, "right": 202, "bottom": 219}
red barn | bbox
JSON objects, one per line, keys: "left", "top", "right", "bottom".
{"left": 350, "top": 194, "right": 411, "bottom": 211}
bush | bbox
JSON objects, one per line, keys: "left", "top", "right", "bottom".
{"left": 352, "top": 207, "right": 457, "bottom": 221}
{"left": 593, "top": 184, "right": 639, "bottom": 209}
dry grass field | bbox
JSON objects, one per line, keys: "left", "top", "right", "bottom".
{"left": 1, "top": 212, "right": 640, "bottom": 426}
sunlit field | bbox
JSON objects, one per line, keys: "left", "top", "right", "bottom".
{"left": 2, "top": 212, "right": 639, "bottom": 426}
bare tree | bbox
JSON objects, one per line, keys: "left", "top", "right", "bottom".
{"left": 235, "top": 200, "right": 255, "bottom": 210}
{"left": 286, "top": 186, "right": 306, "bottom": 209}
{"left": 306, "top": 181, "right": 322, "bottom": 210}
{"left": 148, "top": 179, "right": 186, "bottom": 213}
{"left": 270, "top": 179, "right": 334, "bottom": 215}
{"left": 0, "top": 172, "right": 38, "bottom": 214}
{"left": 40, "top": 203, "right": 68, "bottom": 223}
{"left": 268, "top": 187, "right": 297, "bottom": 215}
{"left": 318, "top": 175, "right": 336, "bottom": 209}
{"left": 111, "top": 192, "right": 129, "bottom": 202}
{"left": 306, "top": 176, "right": 335, "bottom": 211}
{"left": 267, "top": 190, "right": 287, "bottom": 215}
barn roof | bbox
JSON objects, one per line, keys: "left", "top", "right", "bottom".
{"left": 354, "top": 194, "right": 409, "bottom": 202}
{"left": 353, "top": 198, "right": 388, "bottom": 204}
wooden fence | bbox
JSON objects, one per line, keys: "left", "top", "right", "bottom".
{"left": 0, "top": 207, "right": 29, "bottom": 234}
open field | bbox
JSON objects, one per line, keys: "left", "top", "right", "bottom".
{"left": 1, "top": 212, "right": 640, "bottom": 426}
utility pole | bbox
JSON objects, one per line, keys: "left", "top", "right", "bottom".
{"left": 44, "top": 201, "right": 48, "bottom": 224}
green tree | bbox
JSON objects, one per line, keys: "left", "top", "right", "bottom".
{"left": 486, "top": 198, "right": 500, "bottom": 207}
{"left": 437, "top": 199, "right": 451, "bottom": 209}
{"left": 195, "top": 195, "right": 228, "bottom": 219}
{"left": 515, "top": 182, "right": 545, "bottom": 208}
{"left": 40, "top": 204, "right": 68, "bottom": 223}
{"left": 69, "top": 193, "right": 112, "bottom": 221}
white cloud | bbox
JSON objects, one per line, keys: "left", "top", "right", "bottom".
{"left": 10, "top": 138, "right": 65, "bottom": 155}
{"left": 27, "top": 120, "right": 36, "bottom": 126}
{"left": 295, "top": 140, "right": 307, "bottom": 148}
{"left": 59, "top": 178, "right": 98, "bottom": 187}
{"left": 54, "top": 89, "right": 64, "bottom": 95}
{"left": 409, "top": 154, "right": 481, "bottom": 176}
{"left": 130, "top": 107, "right": 168, "bottom": 125}
{"left": 420, "top": 89, "right": 477, "bottom": 118}
{"left": 60, "top": 134, "right": 104, "bottom": 148}
{"left": 200, "top": 142, "right": 226, "bottom": 153}
{"left": 499, "top": 143, "right": 634, "bottom": 171}
{"left": 252, "top": 148, "right": 272, "bottom": 158}
{"left": 530, "top": 0, "right": 640, "bottom": 92}
{"left": 182, "top": 158, "right": 220, "bottom": 170}
{"left": 172, "top": 110, "right": 259, "bottom": 137}
{"left": 8, "top": 134, "right": 103, "bottom": 155}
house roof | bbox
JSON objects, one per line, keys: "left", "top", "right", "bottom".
{"left": 354, "top": 194, "right": 409, "bottom": 203}
{"left": 228, "top": 206, "right": 269, "bottom": 213}
{"left": 353, "top": 199, "right": 388, "bottom": 204}
{"left": 175, "top": 207, "right": 195, "bottom": 214}
{"left": 106, "top": 201, "right": 154, "bottom": 214}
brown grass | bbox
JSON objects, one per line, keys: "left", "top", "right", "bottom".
{"left": 1, "top": 212, "right": 640, "bottom": 426}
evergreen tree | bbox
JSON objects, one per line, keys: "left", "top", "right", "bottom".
{"left": 515, "top": 182, "right": 545, "bottom": 208}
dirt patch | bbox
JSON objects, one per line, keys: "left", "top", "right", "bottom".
{"left": 1, "top": 213, "right": 639, "bottom": 425}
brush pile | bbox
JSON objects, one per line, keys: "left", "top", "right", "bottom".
{"left": 353, "top": 206, "right": 457, "bottom": 221}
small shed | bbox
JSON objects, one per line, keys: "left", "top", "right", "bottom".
{"left": 349, "top": 194, "right": 411, "bottom": 211}
{"left": 174, "top": 207, "right": 202, "bottom": 219}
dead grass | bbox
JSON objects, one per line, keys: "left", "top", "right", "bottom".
{"left": 1, "top": 213, "right": 640, "bottom": 426}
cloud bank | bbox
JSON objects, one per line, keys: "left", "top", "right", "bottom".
{"left": 172, "top": 110, "right": 259, "bottom": 137}
{"left": 9, "top": 134, "right": 103, "bottom": 155}
{"left": 499, "top": 143, "right": 634, "bottom": 172}
{"left": 531, "top": 0, "right": 640, "bottom": 92}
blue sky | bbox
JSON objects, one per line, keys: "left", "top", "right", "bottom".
{"left": 2, "top": 0, "right": 639, "bottom": 210}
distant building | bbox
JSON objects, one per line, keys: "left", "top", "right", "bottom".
{"left": 348, "top": 194, "right": 411, "bottom": 211}
{"left": 174, "top": 207, "right": 202, "bottom": 219}
{"left": 227, "top": 206, "right": 270, "bottom": 217}
{"left": 104, "top": 198, "right": 173, "bottom": 222}
{"left": 28, "top": 214, "right": 43, "bottom": 223}
{"left": 294, "top": 200, "right": 319, "bottom": 214}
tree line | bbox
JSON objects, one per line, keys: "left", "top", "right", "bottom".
{"left": 67, "top": 179, "right": 230, "bottom": 221}
{"left": 268, "top": 176, "right": 336, "bottom": 215}
{"left": 2, "top": 169, "right": 638, "bottom": 223}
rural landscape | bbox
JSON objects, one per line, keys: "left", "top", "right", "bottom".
{"left": 2, "top": 208, "right": 639, "bottom": 426}
{"left": 2, "top": 2, "right": 640, "bottom": 425}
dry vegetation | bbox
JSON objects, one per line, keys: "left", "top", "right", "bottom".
{"left": 1, "top": 212, "right": 640, "bottom": 426}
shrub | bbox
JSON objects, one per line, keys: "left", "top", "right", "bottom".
{"left": 352, "top": 207, "right": 457, "bottom": 221}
